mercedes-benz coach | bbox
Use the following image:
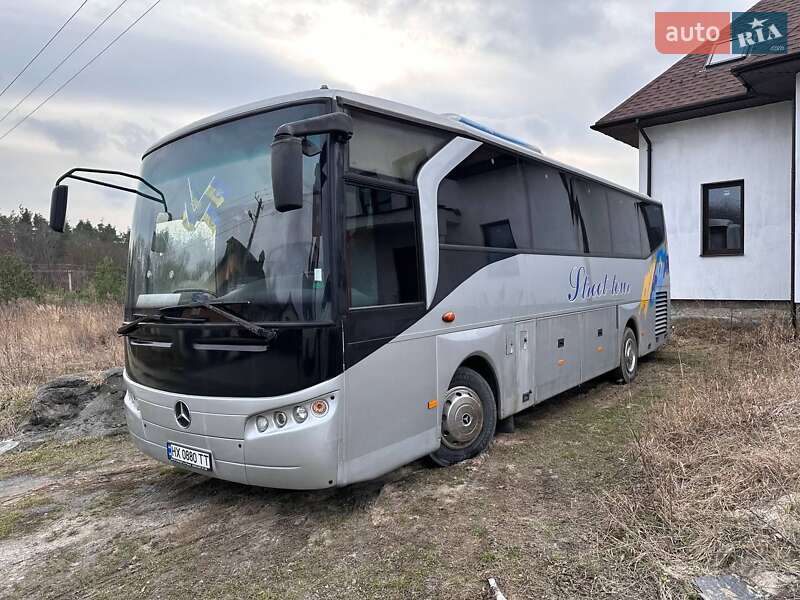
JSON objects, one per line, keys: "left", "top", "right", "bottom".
{"left": 49, "top": 89, "right": 669, "bottom": 489}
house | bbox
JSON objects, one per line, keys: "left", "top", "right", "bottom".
{"left": 593, "top": 0, "right": 799, "bottom": 314}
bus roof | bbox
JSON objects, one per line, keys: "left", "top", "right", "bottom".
{"left": 144, "top": 88, "right": 658, "bottom": 204}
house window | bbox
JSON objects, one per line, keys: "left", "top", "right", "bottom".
{"left": 702, "top": 180, "right": 744, "bottom": 256}
{"left": 705, "top": 41, "right": 747, "bottom": 67}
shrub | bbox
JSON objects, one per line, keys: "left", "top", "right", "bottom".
{"left": 0, "top": 254, "right": 40, "bottom": 303}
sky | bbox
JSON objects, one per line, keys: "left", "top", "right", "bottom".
{"left": 0, "top": 0, "right": 756, "bottom": 230}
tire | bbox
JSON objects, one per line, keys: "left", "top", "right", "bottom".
{"left": 615, "top": 326, "right": 639, "bottom": 384}
{"left": 429, "top": 366, "right": 497, "bottom": 467}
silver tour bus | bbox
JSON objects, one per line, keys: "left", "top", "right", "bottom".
{"left": 49, "top": 90, "right": 669, "bottom": 489}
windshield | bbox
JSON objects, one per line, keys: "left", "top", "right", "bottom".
{"left": 127, "top": 102, "right": 331, "bottom": 322}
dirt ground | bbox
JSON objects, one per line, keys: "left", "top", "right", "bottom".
{"left": 0, "top": 324, "right": 791, "bottom": 599}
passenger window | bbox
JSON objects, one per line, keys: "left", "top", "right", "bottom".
{"left": 523, "top": 162, "right": 581, "bottom": 253}
{"left": 640, "top": 202, "right": 665, "bottom": 253}
{"left": 573, "top": 178, "right": 612, "bottom": 255}
{"left": 348, "top": 110, "right": 451, "bottom": 184}
{"left": 345, "top": 185, "right": 421, "bottom": 307}
{"left": 607, "top": 189, "right": 644, "bottom": 257}
{"left": 437, "top": 146, "right": 531, "bottom": 249}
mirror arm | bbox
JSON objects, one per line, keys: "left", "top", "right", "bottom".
{"left": 55, "top": 168, "right": 168, "bottom": 213}
{"left": 274, "top": 112, "right": 353, "bottom": 142}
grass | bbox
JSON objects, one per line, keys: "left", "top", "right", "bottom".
{"left": 0, "top": 494, "right": 62, "bottom": 540}
{"left": 601, "top": 317, "right": 800, "bottom": 590}
{"left": 0, "top": 436, "right": 124, "bottom": 479}
{"left": 0, "top": 300, "right": 123, "bottom": 436}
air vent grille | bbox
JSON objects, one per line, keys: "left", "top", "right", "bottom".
{"left": 654, "top": 291, "right": 668, "bottom": 336}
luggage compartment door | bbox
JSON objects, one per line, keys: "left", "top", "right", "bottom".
{"left": 581, "top": 307, "right": 618, "bottom": 381}
{"left": 515, "top": 320, "right": 535, "bottom": 411}
{"left": 535, "top": 314, "right": 581, "bottom": 401}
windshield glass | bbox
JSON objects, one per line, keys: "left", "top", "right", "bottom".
{"left": 127, "top": 102, "right": 331, "bottom": 322}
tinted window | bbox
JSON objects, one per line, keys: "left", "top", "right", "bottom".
{"left": 607, "top": 189, "right": 644, "bottom": 257}
{"left": 640, "top": 203, "right": 665, "bottom": 253}
{"left": 573, "top": 178, "right": 611, "bottom": 255}
{"left": 523, "top": 162, "right": 581, "bottom": 253}
{"left": 437, "top": 146, "right": 530, "bottom": 248}
{"left": 348, "top": 110, "right": 450, "bottom": 183}
{"left": 703, "top": 181, "right": 743, "bottom": 255}
{"left": 345, "top": 185, "right": 421, "bottom": 307}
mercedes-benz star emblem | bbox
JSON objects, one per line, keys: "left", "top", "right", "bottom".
{"left": 174, "top": 401, "right": 191, "bottom": 428}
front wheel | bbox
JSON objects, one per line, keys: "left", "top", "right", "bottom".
{"left": 429, "top": 367, "right": 497, "bottom": 467}
{"left": 615, "top": 326, "right": 639, "bottom": 384}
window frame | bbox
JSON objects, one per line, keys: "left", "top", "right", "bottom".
{"left": 342, "top": 172, "right": 426, "bottom": 311}
{"left": 701, "top": 179, "right": 745, "bottom": 257}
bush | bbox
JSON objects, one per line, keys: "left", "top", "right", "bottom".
{"left": 92, "top": 257, "right": 125, "bottom": 301}
{"left": 0, "top": 254, "right": 40, "bottom": 303}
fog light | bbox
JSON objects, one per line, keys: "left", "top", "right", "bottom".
{"left": 293, "top": 406, "right": 308, "bottom": 423}
{"left": 311, "top": 399, "right": 329, "bottom": 417}
{"left": 256, "top": 415, "right": 269, "bottom": 432}
{"left": 274, "top": 411, "right": 287, "bottom": 428}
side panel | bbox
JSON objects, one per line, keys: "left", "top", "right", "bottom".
{"left": 340, "top": 335, "right": 438, "bottom": 485}
{"left": 534, "top": 314, "right": 582, "bottom": 401}
{"left": 581, "top": 307, "right": 618, "bottom": 380}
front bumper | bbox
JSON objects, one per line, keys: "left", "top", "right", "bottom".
{"left": 124, "top": 372, "right": 341, "bottom": 489}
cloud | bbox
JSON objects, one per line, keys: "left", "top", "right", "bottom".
{"left": 0, "top": 0, "right": 757, "bottom": 229}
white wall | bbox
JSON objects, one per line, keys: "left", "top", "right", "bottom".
{"left": 639, "top": 102, "right": 793, "bottom": 300}
{"left": 796, "top": 75, "right": 800, "bottom": 304}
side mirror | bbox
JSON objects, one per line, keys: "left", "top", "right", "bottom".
{"left": 270, "top": 112, "right": 353, "bottom": 213}
{"left": 50, "top": 185, "right": 68, "bottom": 232}
{"left": 150, "top": 211, "right": 171, "bottom": 254}
{"left": 271, "top": 135, "right": 304, "bottom": 212}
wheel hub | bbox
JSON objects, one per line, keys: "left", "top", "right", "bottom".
{"left": 441, "top": 386, "right": 483, "bottom": 450}
{"left": 624, "top": 338, "right": 637, "bottom": 373}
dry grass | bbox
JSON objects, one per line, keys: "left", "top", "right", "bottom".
{"left": 603, "top": 318, "right": 800, "bottom": 592}
{"left": 0, "top": 301, "right": 123, "bottom": 435}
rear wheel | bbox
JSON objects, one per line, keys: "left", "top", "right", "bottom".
{"left": 429, "top": 366, "right": 497, "bottom": 467}
{"left": 615, "top": 326, "right": 639, "bottom": 384}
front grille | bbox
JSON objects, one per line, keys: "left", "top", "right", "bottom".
{"left": 654, "top": 291, "right": 669, "bottom": 336}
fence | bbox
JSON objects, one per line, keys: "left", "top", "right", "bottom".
{"left": 30, "top": 265, "right": 90, "bottom": 292}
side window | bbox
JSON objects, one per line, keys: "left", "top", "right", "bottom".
{"left": 437, "top": 146, "right": 531, "bottom": 249}
{"left": 639, "top": 202, "right": 665, "bottom": 253}
{"left": 348, "top": 110, "right": 451, "bottom": 184}
{"left": 607, "top": 188, "right": 644, "bottom": 257}
{"left": 345, "top": 185, "right": 421, "bottom": 308}
{"left": 573, "top": 178, "right": 612, "bottom": 255}
{"left": 523, "top": 161, "right": 582, "bottom": 253}
{"left": 702, "top": 180, "right": 743, "bottom": 256}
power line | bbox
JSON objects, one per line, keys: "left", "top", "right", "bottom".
{"left": 0, "top": 1, "right": 89, "bottom": 100}
{"left": 0, "top": 0, "right": 161, "bottom": 143}
{"left": 0, "top": 0, "right": 128, "bottom": 128}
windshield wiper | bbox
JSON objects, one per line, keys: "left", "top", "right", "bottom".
{"left": 117, "top": 313, "right": 206, "bottom": 335}
{"left": 118, "top": 303, "right": 278, "bottom": 341}
{"left": 190, "top": 301, "right": 278, "bottom": 341}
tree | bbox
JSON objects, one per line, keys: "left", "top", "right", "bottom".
{"left": 0, "top": 254, "right": 40, "bottom": 303}
{"left": 92, "top": 256, "right": 125, "bottom": 300}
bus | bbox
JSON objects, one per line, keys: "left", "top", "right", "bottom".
{"left": 49, "top": 89, "right": 670, "bottom": 489}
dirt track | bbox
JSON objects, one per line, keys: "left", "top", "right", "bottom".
{"left": 1, "top": 349, "right": 674, "bottom": 599}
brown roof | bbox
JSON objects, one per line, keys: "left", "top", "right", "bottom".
{"left": 593, "top": 0, "right": 800, "bottom": 146}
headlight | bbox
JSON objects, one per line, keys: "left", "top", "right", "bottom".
{"left": 274, "top": 411, "right": 288, "bottom": 428}
{"left": 256, "top": 415, "right": 269, "bottom": 432}
{"left": 293, "top": 406, "right": 308, "bottom": 423}
{"left": 311, "top": 399, "right": 329, "bottom": 417}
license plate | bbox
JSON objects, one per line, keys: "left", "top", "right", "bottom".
{"left": 166, "top": 442, "right": 212, "bottom": 471}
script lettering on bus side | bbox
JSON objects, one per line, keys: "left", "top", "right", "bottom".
{"left": 567, "top": 266, "right": 631, "bottom": 302}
